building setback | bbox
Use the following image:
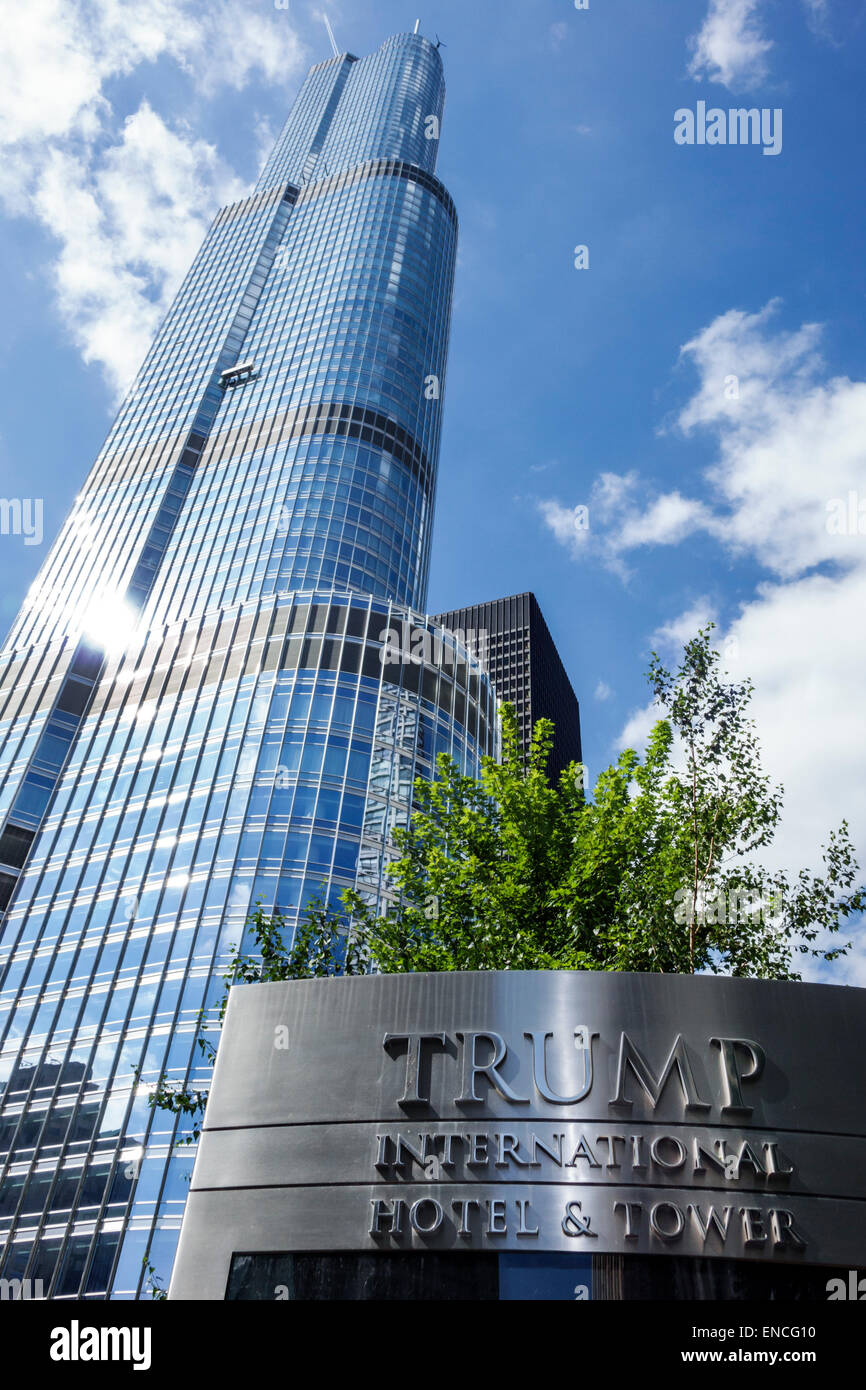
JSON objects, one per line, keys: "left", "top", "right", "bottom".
{"left": 434, "top": 593, "right": 582, "bottom": 781}
{"left": 0, "top": 34, "right": 497, "bottom": 1297}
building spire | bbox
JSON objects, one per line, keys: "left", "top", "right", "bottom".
{"left": 323, "top": 12, "right": 339, "bottom": 57}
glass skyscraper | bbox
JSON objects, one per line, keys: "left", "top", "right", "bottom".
{"left": 0, "top": 33, "right": 497, "bottom": 1298}
{"left": 435, "top": 593, "right": 583, "bottom": 780}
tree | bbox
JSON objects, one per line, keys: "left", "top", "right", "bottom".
{"left": 348, "top": 625, "right": 862, "bottom": 979}
{"left": 343, "top": 707, "right": 595, "bottom": 972}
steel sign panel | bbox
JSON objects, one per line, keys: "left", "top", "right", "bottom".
{"left": 168, "top": 971, "right": 866, "bottom": 1299}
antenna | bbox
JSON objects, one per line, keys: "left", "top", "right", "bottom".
{"left": 323, "top": 13, "right": 339, "bottom": 58}
{"left": 414, "top": 19, "right": 420, "bottom": 33}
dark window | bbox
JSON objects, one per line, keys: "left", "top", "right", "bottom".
{"left": 226, "top": 1252, "right": 498, "bottom": 1301}
{"left": 55, "top": 677, "right": 92, "bottom": 718}
{"left": 0, "top": 824, "right": 34, "bottom": 870}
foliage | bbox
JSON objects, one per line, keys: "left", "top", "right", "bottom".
{"left": 348, "top": 626, "right": 862, "bottom": 978}
{"left": 141, "top": 1255, "right": 167, "bottom": 1301}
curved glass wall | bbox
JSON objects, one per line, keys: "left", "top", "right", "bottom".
{"left": 0, "top": 32, "right": 474, "bottom": 1298}
{"left": 0, "top": 594, "right": 494, "bottom": 1296}
{"left": 150, "top": 159, "right": 456, "bottom": 624}
{"left": 257, "top": 34, "right": 445, "bottom": 192}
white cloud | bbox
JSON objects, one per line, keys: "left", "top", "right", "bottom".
{"left": 593, "top": 470, "right": 639, "bottom": 512}
{"left": 594, "top": 680, "right": 613, "bottom": 702}
{"left": 1, "top": 1, "right": 184, "bottom": 148}
{"left": 0, "top": 1, "right": 112, "bottom": 148}
{"left": 0, "top": 0, "right": 306, "bottom": 396}
{"left": 0, "top": 0, "right": 305, "bottom": 144}
{"left": 539, "top": 471, "right": 644, "bottom": 577}
{"left": 617, "top": 492, "right": 714, "bottom": 550}
{"left": 801, "top": 0, "right": 830, "bottom": 28}
{"left": 537, "top": 499, "right": 591, "bottom": 558}
{"left": 622, "top": 568, "right": 866, "bottom": 974}
{"left": 619, "top": 604, "right": 723, "bottom": 757}
{"left": 676, "top": 301, "right": 866, "bottom": 579}
{"left": 608, "top": 303, "right": 866, "bottom": 981}
{"left": 539, "top": 472, "right": 717, "bottom": 577}
{"left": 687, "top": 0, "right": 774, "bottom": 90}
{"left": 190, "top": 6, "right": 306, "bottom": 95}
{"left": 545, "top": 301, "right": 866, "bottom": 584}
{"left": 31, "top": 107, "right": 245, "bottom": 397}
{"left": 674, "top": 300, "right": 823, "bottom": 436}
{"left": 719, "top": 570, "right": 866, "bottom": 873}
{"left": 652, "top": 600, "right": 719, "bottom": 653}
{"left": 618, "top": 701, "right": 660, "bottom": 754}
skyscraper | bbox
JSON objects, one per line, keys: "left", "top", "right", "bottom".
{"left": 0, "top": 34, "right": 497, "bottom": 1298}
{"left": 434, "top": 593, "right": 582, "bottom": 780}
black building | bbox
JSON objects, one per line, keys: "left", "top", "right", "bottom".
{"left": 433, "top": 592, "right": 582, "bottom": 780}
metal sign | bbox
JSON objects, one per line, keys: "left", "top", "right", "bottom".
{"left": 169, "top": 970, "right": 866, "bottom": 1299}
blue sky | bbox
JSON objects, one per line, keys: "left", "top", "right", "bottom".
{"left": 0, "top": 0, "right": 864, "bottom": 980}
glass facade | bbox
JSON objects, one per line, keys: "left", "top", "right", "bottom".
{"left": 0, "top": 34, "right": 492, "bottom": 1297}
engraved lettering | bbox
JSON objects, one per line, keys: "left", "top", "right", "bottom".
{"left": 611, "top": 1033, "right": 711, "bottom": 1112}
{"left": 524, "top": 1028, "right": 595, "bottom": 1104}
{"left": 710, "top": 1037, "right": 766, "bottom": 1116}
{"left": 383, "top": 1032, "right": 447, "bottom": 1105}
{"left": 456, "top": 1031, "right": 529, "bottom": 1104}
